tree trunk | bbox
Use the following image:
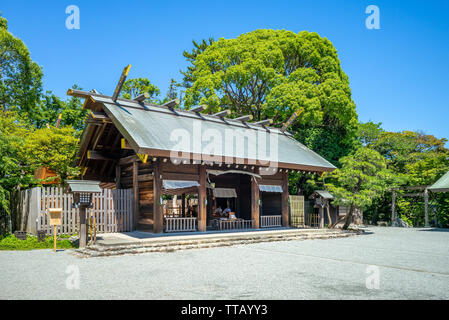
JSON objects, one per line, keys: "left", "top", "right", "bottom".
{"left": 342, "top": 205, "right": 355, "bottom": 230}
{"left": 326, "top": 204, "right": 332, "bottom": 228}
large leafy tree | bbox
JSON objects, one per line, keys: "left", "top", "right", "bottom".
{"left": 184, "top": 29, "right": 358, "bottom": 164}
{"left": 325, "top": 147, "right": 396, "bottom": 229}
{"left": 0, "top": 12, "right": 43, "bottom": 120}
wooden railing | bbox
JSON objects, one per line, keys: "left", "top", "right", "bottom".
{"left": 165, "top": 217, "right": 197, "bottom": 233}
{"left": 260, "top": 215, "right": 282, "bottom": 228}
{"left": 218, "top": 219, "right": 254, "bottom": 230}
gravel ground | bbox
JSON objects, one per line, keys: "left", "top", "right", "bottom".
{"left": 1, "top": 227, "right": 448, "bottom": 300}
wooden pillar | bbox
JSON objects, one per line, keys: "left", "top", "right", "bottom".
{"left": 115, "top": 165, "right": 121, "bottom": 189}
{"left": 153, "top": 159, "right": 163, "bottom": 233}
{"left": 181, "top": 193, "right": 186, "bottom": 218}
{"left": 79, "top": 207, "right": 87, "bottom": 248}
{"left": 319, "top": 206, "right": 324, "bottom": 228}
{"left": 251, "top": 176, "right": 260, "bottom": 229}
{"left": 132, "top": 160, "right": 139, "bottom": 229}
{"left": 198, "top": 165, "right": 207, "bottom": 231}
{"left": 391, "top": 191, "right": 396, "bottom": 225}
{"left": 281, "top": 172, "right": 289, "bottom": 227}
{"left": 424, "top": 188, "right": 429, "bottom": 227}
{"left": 236, "top": 175, "right": 241, "bottom": 216}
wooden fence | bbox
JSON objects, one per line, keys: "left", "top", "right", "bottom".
{"left": 18, "top": 187, "right": 133, "bottom": 235}
{"left": 260, "top": 215, "right": 282, "bottom": 228}
{"left": 218, "top": 219, "right": 254, "bottom": 230}
{"left": 165, "top": 217, "right": 197, "bottom": 233}
{"left": 289, "top": 195, "right": 305, "bottom": 228}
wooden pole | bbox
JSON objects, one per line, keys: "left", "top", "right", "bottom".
{"left": 281, "top": 172, "right": 289, "bottom": 227}
{"left": 391, "top": 191, "right": 396, "bottom": 225}
{"left": 198, "top": 165, "right": 207, "bottom": 231}
{"left": 53, "top": 225, "right": 57, "bottom": 253}
{"left": 251, "top": 176, "right": 260, "bottom": 229}
{"left": 93, "top": 215, "right": 97, "bottom": 243}
{"left": 182, "top": 193, "right": 186, "bottom": 218}
{"left": 132, "top": 160, "right": 139, "bottom": 229}
{"left": 153, "top": 159, "right": 163, "bottom": 233}
{"left": 116, "top": 165, "right": 121, "bottom": 189}
{"left": 319, "top": 207, "right": 324, "bottom": 229}
{"left": 79, "top": 207, "right": 87, "bottom": 248}
{"left": 424, "top": 188, "right": 429, "bottom": 227}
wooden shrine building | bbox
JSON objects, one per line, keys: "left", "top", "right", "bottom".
{"left": 68, "top": 88, "right": 335, "bottom": 233}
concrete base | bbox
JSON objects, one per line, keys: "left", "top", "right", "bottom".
{"left": 74, "top": 228, "right": 363, "bottom": 258}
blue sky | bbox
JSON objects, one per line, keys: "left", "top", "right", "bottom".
{"left": 1, "top": 0, "right": 449, "bottom": 142}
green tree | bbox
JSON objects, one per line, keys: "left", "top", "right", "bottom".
{"left": 184, "top": 29, "right": 358, "bottom": 164}
{"left": 38, "top": 85, "right": 87, "bottom": 131}
{"left": 0, "top": 12, "right": 43, "bottom": 121}
{"left": 325, "top": 147, "right": 395, "bottom": 229}
{"left": 20, "top": 126, "right": 80, "bottom": 183}
{"left": 121, "top": 77, "right": 160, "bottom": 103}
{"left": 0, "top": 111, "right": 36, "bottom": 233}
{"left": 181, "top": 38, "right": 214, "bottom": 89}
{"left": 161, "top": 78, "right": 183, "bottom": 105}
{"left": 357, "top": 126, "right": 449, "bottom": 226}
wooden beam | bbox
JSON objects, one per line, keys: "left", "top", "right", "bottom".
{"left": 281, "top": 172, "right": 289, "bottom": 227}
{"left": 134, "top": 92, "right": 149, "bottom": 102}
{"left": 182, "top": 193, "right": 186, "bottom": 218}
{"left": 390, "top": 186, "right": 427, "bottom": 191}
{"left": 87, "top": 150, "right": 116, "bottom": 161}
{"left": 91, "top": 123, "right": 107, "bottom": 150}
{"left": 112, "top": 64, "right": 131, "bottom": 102}
{"left": 235, "top": 115, "right": 253, "bottom": 122}
{"left": 254, "top": 119, "right": 273, "bottom": 126}
{"left": 90, "top": 111, "right": 111, "bottom": 122}
{"left": 138, "top": 174, "right": 153, "bottom": 182}
{"left": 153, "top": 159, "right": 163, "bottom": 233}
{"left": 121, "top": 138, "right": 132, "bottom": 150}
{"left": 213, "top": 109, "right": 231, "bottom": 118}
{"left": 137, "top": 153, "right": 148, "bottom": 164}
{"left": 119, "top": 155, "right": 139, "bottom": 165}
{"left": 161, "top": 99, "right": 180, "bottom": 108}
{"left": 162, "top": 173, "right": 199, "bottom": 181}
{"left": 133, "top": 160, "right": 139, "bottom": 229}
{"left": 77, "top": 124, "right": 97, "bottom": 166}
{"left": 115, "top": 165, "right": 121, "bottom": 189}
{"left": 281, "top": 108, "right": 304, "bottom": 133}
{"left": 190, "top": 105, "right": 206, "bottom": 113}
{"left": 251, "top": 176, "right": 260, "bottom": 229}
{"left": 197, "top": 165, "right": 207, "bottom": 231}
{"left": 401, "top": 193, "right": 424, "bottom": 197}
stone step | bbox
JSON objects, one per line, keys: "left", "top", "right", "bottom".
{"left": 73, "top": 229, "right": 360, "bottom": 258}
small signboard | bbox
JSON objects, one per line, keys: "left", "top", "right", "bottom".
{"left": 48, "top": 208, "right": 62, "bottom": 226}
{"left": 48, "top": 208, "right": 62, "bottom": 253}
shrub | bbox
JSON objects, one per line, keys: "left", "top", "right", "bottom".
{"left": 0, "top": 234, "right": 75, "bottom": 250}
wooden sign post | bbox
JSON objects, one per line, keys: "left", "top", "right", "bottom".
{"left": 48, "top": 208, "right": 62, "bottom": 252}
